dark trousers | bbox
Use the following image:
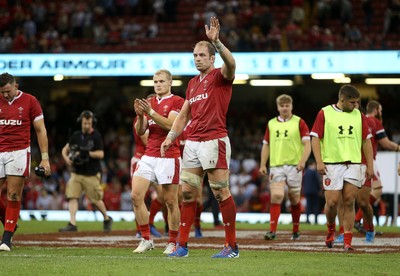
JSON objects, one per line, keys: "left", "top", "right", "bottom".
{"left": 305, "top": 194, "right": 320, "bottom": 223}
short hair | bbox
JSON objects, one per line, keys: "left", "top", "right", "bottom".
{"left": 154, "top": 69, "right": 172, "bottom": 81}
{"left": 338, "top": 85, "right": 360, "bottom": 100}
{"left": 194, "top": 40, "right": 216, "bottom": 57}
{"left": 276, "top": 94, "right": 293, "bottom": 105}
{"left": 366, "top": 100, "right": 380, "bottom": 113}
{"left": 0, "top": 73, "right": 16, "bottom": 87}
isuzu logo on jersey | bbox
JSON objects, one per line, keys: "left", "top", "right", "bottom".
{"left": 0, "top": 119, "right": 23, "bottom": 125}
{"left": 189, "top": 93, "right": 208, "bottom": 105}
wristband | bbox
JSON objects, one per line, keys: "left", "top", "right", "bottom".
{"left": 167, "top": 130, "right": 178, "bottom": 141}
{"left": 41, "top": 152, "right": 49, "bottom": 160}
{"left": 149, "top": 109, "right": 155, "bottom": 116}
{"left": 212, "top": 40, "right": 225, "bottom": 53}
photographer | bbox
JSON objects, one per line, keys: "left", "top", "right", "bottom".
{"left": 60, "top": 110, "right": 113, "bottom": 232}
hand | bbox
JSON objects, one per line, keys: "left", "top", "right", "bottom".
{"left": 205, "top": 16, "right": 220, "bottom": 42}
{"left": 137, "top": 98, "right": 152, "bottom": 115}
{"left": 160, "top": 138, "right": 172, "bottom": 157}
{"left": 134, "top": 99, "right": 144, "bottom": 116}
{"left": 259, "top": 165, "right": 267, "bottom": 176}
{"left": 316, "top": 162, "right": 327, "bottom": 175}
{"left": 366, "top": 166, "right": 374, "bottom": 180}
{"left": 38, "top": 159, "right": 51, "bottom": 177}
{"left": 296, "top": 161, "right": 306, "bottom": 172}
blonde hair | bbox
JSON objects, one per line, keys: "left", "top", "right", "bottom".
{"left": 154, "top": 69, "right": 172, "bottom": 81}
{"left": 276, "top": 94, "right": 293, "bottom": 105}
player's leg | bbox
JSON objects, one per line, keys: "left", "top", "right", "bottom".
{"left": 161, "top": 183, "right": 180, "bottom": 253}
{"left": 208, "top": 168, "right": 239, "bottom": 258}
{"left": 287, "top": 166, "right": 302, "bottom": 240}
{"left": 342, "top": 182, "right": 359, "bottom": 250}
{"left": 267, "top": 181, "right": 285, "bottom": 239}
{"left": 0, "top": 176, "right": 24, "bottom": 251}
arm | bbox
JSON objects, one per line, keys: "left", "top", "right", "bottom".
{"left": 205, "top": 16, "right": 236, "bottom": 80}
{"left": 140, "top": 130, "right": 149, "bottom": 146}
{"left": 61, "top": 143, "right": 72, "bottom": 167}
{"left": 259, "top": 143, "right": 270, "bottom": 175}
{"left": 377, "top": 137, "right": 399, "bottom": 152}
{"left": 137, "top": 98, "right": 177, "bottom": 131}
{"left": 311, "top": 136, "right": 326, "bottom": 175}
{"left": 89, "top": 149, "right": 104, "bottom": 159}
{"left": 134, "top": 98, "right": 148, "bottom": 136}
{"left": 297, "top": 139, "right": 311, "bottom": 172}
{"left": 33, "top": 118, "right": 51, "bottom": 176}
{"left": 160, "top": 100, "right": 191, "bottom": 157}
{"left": 362, "top": 138, "right": 374, "bottom": 179}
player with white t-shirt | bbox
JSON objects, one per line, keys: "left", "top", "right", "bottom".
{"left": 0, "top": 73, "right": 51, "bottom": 251}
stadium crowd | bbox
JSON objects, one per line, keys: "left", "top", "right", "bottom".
{"left": 0, "top": 0, "right": 399, "bottom": 53}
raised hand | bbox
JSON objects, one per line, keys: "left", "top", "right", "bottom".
{"left": 205, "top": 16, "right": 220, "bottom": 43}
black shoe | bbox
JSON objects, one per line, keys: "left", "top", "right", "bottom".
{"left": 0, "top": 231, "right": 13, "bottom": 251}
{"left": 103, "top": 217, "right": 113, "bottom": 233}
{"left": 354, "top": 221, "right": 366, "bottom": 234}
{"left": 59, "top": 222, "right": 77, "bottom": 232}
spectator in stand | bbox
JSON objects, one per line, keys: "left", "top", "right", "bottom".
{"left": 340, "top": 0, "right": 353, "bottom": 25}
{"left": 321, "top": 28, "right": 335, "bottom": 50}
{"left": 266, "top": 23, "right": 282, "bottom": 51}
{"left": 308, "top": 25, "right": 322, "bottom": 50}
{"left": 104, "top": 177, "right": 122, "bottom": 211}
{"left": 120, "top": 184, "right": 133, "bottom": 211}
{"left": 0, "top": 31, "right": 12, "bottom": 53}
{"left": 36, "top": 188, "right": 53, "bottom": 211}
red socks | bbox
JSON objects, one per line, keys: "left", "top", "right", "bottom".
{"left": 5, "top": 201, "right": 20, "bottom": 232}
{"left": 168, "top": 230, "right": 179, "bottom": 244}
{"left": 355, "top": 208, "right": 363, "bottom": 222}
{"left": 269, "top": 203, "right": 281, "bottom": 233}
{"left": 291, "top": 202, "right": 301, "bottom": 233}
{"left": 148, "top": 199, "right": 162, "bottom": 225}
{"left": 178, "top": 201, "right": 197, "bottom": 246}
{"left": 139, "top": 224, "right": 151, "bottom": 240}
{"left": 219, "top": 196, "right": 237, "bottom": 248}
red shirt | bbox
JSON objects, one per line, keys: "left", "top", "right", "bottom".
{"left": 0, "top": 90, "right": 43, "bottom": 152}
{"left": 186, "top": 68, "right": 233, "bottom": 141}
{"left": 145, "top": 94, "right": 184, "bottom": 158}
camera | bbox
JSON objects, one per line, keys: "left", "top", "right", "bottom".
{"left": 69, "top": 144, "right": 90, "bottom": 165}
{"left": 34, "top": 166, "right": 46, "bottom": 177}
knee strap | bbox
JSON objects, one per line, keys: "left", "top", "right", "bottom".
{"left": 209, "top": 179, "right": 229, "bottom": 189}
{"left": 180, "top": 171, "right": 202, "bottom": 188}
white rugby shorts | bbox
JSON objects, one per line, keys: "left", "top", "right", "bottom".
{"left": 182, "top": 136, "right": 231, "bottom": 170}
{"left": 134, "top": 155, "right": 181, "bottom": 185}
{"left": 323, "top": 164, "right": 363, "bottom": 190}
{"left": 269, "top": 165, "right": 302, "bottom": 188}
{"left": 0, "top": 147, "right": 31, "bottom": 178}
